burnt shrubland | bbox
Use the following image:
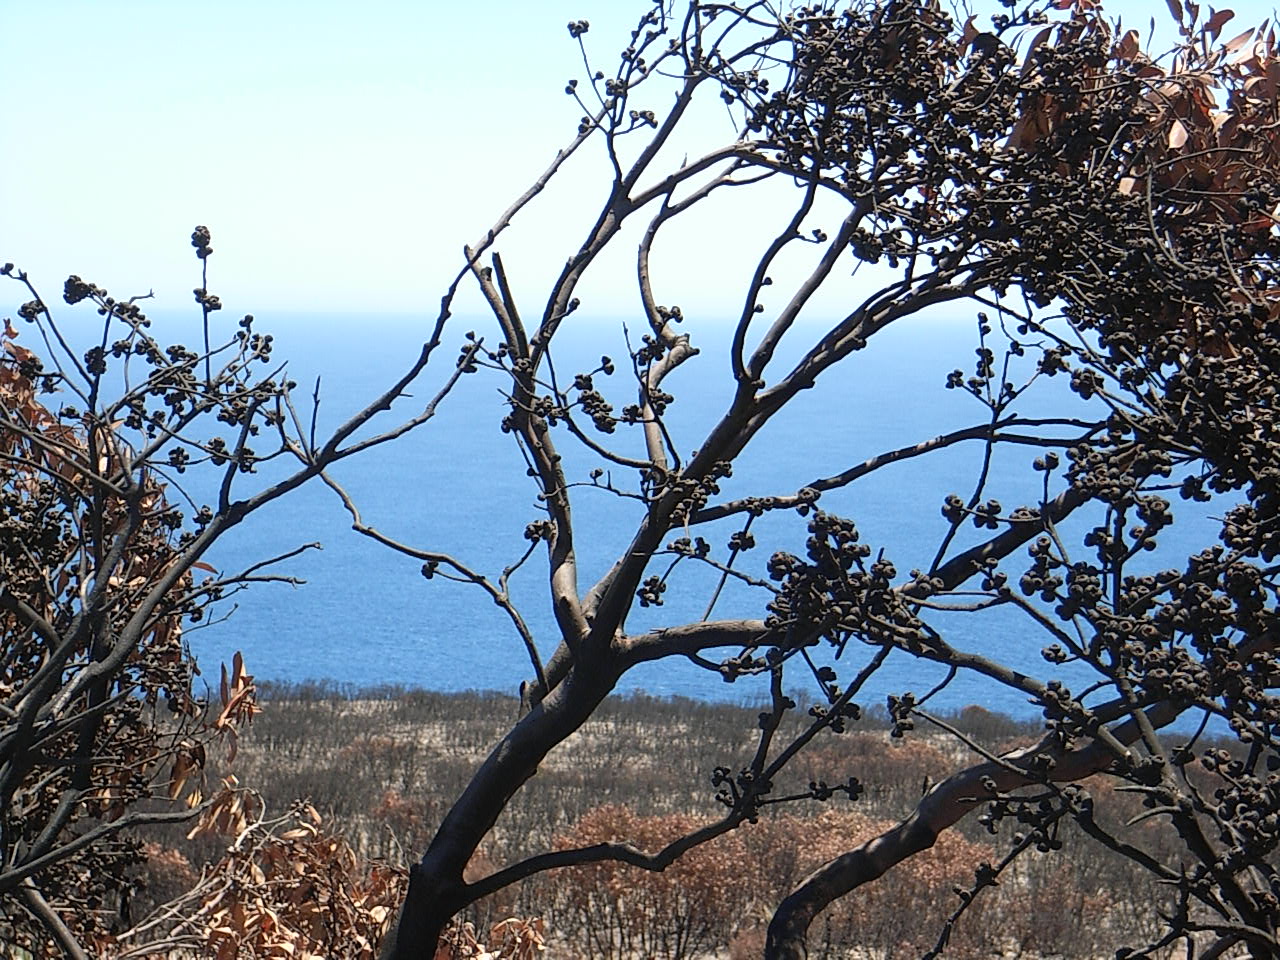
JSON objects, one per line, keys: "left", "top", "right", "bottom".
{"left": 5, "top": 0, "right": 1280, "bottom": 957}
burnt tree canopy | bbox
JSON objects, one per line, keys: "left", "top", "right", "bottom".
{"left": 3, "top": 0, "right": 1280, "bottom": 957}
{"left": 0, "top": 229, "right": 478, "bottom": 955}
{"left": 365, "top": 1, "right": 1280, "bottom": 957}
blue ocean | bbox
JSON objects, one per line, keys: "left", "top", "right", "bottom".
{"left": 178, "top": 311, "right": 1222, "bottom": 721}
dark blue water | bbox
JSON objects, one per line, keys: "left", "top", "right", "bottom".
{"left": 161, "top": 311, "right": 1222, "bottom": 721}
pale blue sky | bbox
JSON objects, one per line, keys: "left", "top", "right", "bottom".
{"left": 2, "top": 1, "right": 1273, "bottom": 318}
{"left": 2, "top": 1, "right": 660, "bottom": 316}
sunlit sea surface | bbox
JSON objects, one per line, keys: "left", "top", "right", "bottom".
{"left": 168, "top": 311, "right": 1223, "bottom": 722}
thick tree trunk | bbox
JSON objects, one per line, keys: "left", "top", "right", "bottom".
{"left": 379, "top": 653, "right": 621, "bottom": 960}
{"left": 378, "top": 866, "right": 464, "bottom": 960}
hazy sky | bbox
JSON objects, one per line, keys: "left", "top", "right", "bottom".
{"left": 3, "top": 0, "right": 1274, "bottom": 319}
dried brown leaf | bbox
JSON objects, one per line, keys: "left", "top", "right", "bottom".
{"left": 1206, "top": 8, "right": 1235, "bottom": 38}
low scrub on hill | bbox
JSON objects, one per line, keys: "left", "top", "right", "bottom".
{"left": 124, "top": 685, "right": 1199, "bottom": 959}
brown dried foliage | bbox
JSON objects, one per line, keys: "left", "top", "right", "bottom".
{"left": 0, "top": 317, "right": 241, "bottom": 954}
